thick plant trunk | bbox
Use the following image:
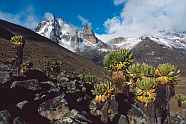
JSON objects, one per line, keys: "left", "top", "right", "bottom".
{"left": 154, "top": 85, "right": 173, "bottom": 124}
{"left": 112, "top": 71, "right": 125, "bottom": 81}
{"left": 165, "top": 85, "right": 171, "bottom": 124}
{"left": 16, "top": 46, "right": 23, "bottom": 76}
{"left": 144, "top": 104, "right": 157, "bottom": 124}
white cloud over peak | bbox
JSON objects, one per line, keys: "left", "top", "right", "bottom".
{"left": 0, "top": 6, "right": 39, "bottom": 30}
{"left": 99, "top": 0, "right": 186, "bottom": 41}
{"left": 77, "top": 15, "right": 92, "bottom": 26}
{"left": 44, "top": 12, "right": 55, "bottom": 20}
{"left": 113, "top": 0, "right": 127, "bottom": 5}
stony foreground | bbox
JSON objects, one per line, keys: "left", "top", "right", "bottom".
{"left": 0, "top": 63, "right": 186, "bottom": 124}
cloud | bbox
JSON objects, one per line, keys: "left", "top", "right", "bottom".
{"left": 0, "top": 6, "right": 39, "bottom": 30}
{"left": 113, "top": 0, "right": 127, "bottom": 5}
{"left": 77, "top": 15, "right": 92, "bottom": 26}
{"left": 100, "top": 0, "right": 186, "bottom": 40}
{"left": 44, "top": 12, "right": 54, "bottom": 20}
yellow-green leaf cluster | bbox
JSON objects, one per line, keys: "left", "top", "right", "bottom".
{"left": 155, "top": 64, "right": 180, "bottom": 85}
{"left": 136, "top": 77, "right": 156, "bottom": 90}
{"left": 103, "top": 49, "right": 133, "bottom": 71}
{"left": 176, "top": 94, "right": 186, "bottom": 104}
{"left": 127, "top": 63, "right": 157, "bottom": 106}
{"left": 96, "top": 49, "right": 180, "bottom": 108}
{"left": 79, "top": 73, "right": 96, "bottom": 83}
{"left": 10, "top": 35, "right": 24, "bottom": 46}
{"left": 135, "top": 88, "right": 156, "bottom": 107}
{"left": 92, "top": 81, "right": 114, "bottom": 103}
{"left": 128, "top": 63, "right": 155, "bottom": 78}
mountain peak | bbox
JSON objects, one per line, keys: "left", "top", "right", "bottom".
{"left": 107, "top": 31, "right": 186, "bottom": 50}
{"left": 82, "top": 24, "right": 98, "bottom": 44}
{"left": 44, "top": 13, "right": 55, "bottom": 22}
{"left": 35, "top": 15, "right": 108, "bottom": 52}
{"left": 82, "top": 24, "right": 92, "bottom": 34}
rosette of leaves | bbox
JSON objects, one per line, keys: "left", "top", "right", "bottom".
{"left": 79, "top": 73, "right": 96, "bottom": 84}
{"left": 128, "top": 63, "right": 155, "bottom": 86}
{"left": 175, "top": 94, "right": 186, "bottom": 107}
{"left": 10, "top": 35, "right": 24, "bottom": 46}
{"left": 92, "top": 81, "right": 114, "bottom": 104}
{"left": 103, "top": 49, "right": 134, "bottom": 72}
{"left": 128, "top": 63, "right": 155, "bottom": 77}
{"left": 136, "top": 77, "right": 156, "bottom": 90}
{"left": 155, "top": 64, "right": 180, "bottom": 85}
{"left": 135, "top": 88, "right": 156, "bottom": 107}
{"left": 128, "top": 63, "right": 142, "bottom": 78}
{"left": 135, "top": 77, "right": 157, "bottom": 107}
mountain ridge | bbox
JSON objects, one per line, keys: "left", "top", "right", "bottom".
{"left": 35, "top": 14, "right": 109, "bottom": 52}
{"left": 2, "top": 17, "right": 186, "bottom": 75}
{"left": 0, "top": 19, "right": 108, "bottom": 80}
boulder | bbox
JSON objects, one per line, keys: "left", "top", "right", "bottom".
{"left": 13, "top": 116, "right": 26, "bottom": 124}
{"left": 0, "top": 110, "right": 11, "bottom": 124}
{"left": 117, "top": 114, "right": 129, "bottom": 124}
{"left": 11, "top": 79, "right": 40, "bottom": 91}
{"left": 39, "top": 95, "right": 68, "bottom": 122}
{"left": 0, "top": 71, "right": 10, "bottom": 84}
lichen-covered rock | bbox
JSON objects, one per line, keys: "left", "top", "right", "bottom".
{"left": 0, "top": 110, "right": 11, "bottom": 124}
{"left": 16, "top": 100, "right": 29, "bottom": 110}
{"left": 38, "top": 95, "right": 69, "bottom": 122}
{"left": 169, "top": 111, "right": 186, "bottom": 124}
{"left": 38, "top": 93, "right": 92, "bottom": 124}
{"left": 117, "top": 114, "right": 129, "bottom": 124}
{"left": 0, "top": 110, "right": 26, "bottom": 124}
{"left": 13, "top": 116, "right": 26, "bottom": 124}
{"left": 0, "top": 63, "right": 12, "bottom": 84}
{"left": 11, "top": 79, "right": 40, "bottom": 91}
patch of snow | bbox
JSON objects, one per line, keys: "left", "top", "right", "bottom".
{"left": 108, "top": 32, "right": 186, "bottom": 50}
{"left": 36, "top": 15, "right": 186, "bottom": 52}
{"left": 36, "top": 15, "right": 108, "bottom": 52}
{"left": 149, "top": 35, "right": 186, "bottom": 49}
{"left": 111, "top": 37, "right": 142, "bottom": 49}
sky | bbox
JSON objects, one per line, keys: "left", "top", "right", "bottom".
{"left": 0, "top": 0, "right": 186, "bottom": 40}
{"left": 0, "top": 0, "right": 123, "bottom": 33}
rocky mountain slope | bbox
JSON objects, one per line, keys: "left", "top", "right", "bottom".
{"left": 0, "top": 19, "right": 108, "bottom": 79}
{"left": 0, "top": 19, "right": 111, "bottom": 124}
{"left": 101, "top": 32, "right": 186, "bottom": 74}
{"left": 131, "top": 36, "right": 186, "bottom": 70}
{"left": 108, "top": 32, "right": 186, "bottom": 50}
{"left": 35, "top": 14, "right": 186, "bottom": 74}
{"left": 35, "top": 15, "right": 109, "bottom": 52}
{"left": 0, "top": 19, "right": 186, "bottom": 124}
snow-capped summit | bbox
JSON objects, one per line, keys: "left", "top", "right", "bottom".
{"left": 35, "top": 14, "right": 186, "bottom": 71}
{"left": 99, "top": 31, "right": 186, "bottom": 73}
{"left": 106, "top": 31, "right": 186, "bottom": 50}
{"left": 35, "top": 14, "right": 109, "bottom": 52}
{"left": 35, "top": 15, "right": 186, "bottom": 72}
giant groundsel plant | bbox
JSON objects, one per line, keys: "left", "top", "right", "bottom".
{"left": 92, "top": 49, "right": 180, "bottom": 124}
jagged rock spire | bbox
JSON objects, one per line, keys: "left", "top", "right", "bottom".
{"left": 82, "top": 24, "right": 98, "bottom": 44}
{"left": 35, "top": 16, "right": 108, "bottom": 52}
{"left": 50, "top": 15, "right": 61, "bottom": 43}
